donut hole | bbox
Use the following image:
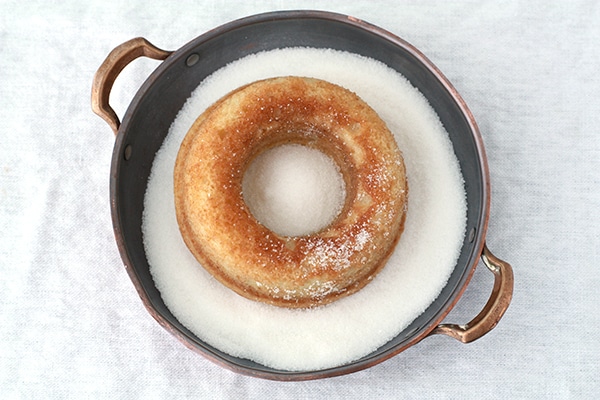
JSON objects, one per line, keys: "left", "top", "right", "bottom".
{"left": 242, "top": 143, "right": 346, "bottom": 237}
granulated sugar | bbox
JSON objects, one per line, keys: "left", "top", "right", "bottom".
{"left": 142, "top": 47, "right": 467, "bottom": 371}
{"left": 242, "top": 144, "right": 346, "bottom": 237}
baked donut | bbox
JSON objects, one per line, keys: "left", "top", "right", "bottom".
{"left": 174, "top": 76, "right": 407, "bottom": 308}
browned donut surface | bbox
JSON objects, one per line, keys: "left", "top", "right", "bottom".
{"left": 174, "top": 76, "right": 407, "bottom": 308}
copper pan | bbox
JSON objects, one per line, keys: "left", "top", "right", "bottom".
{"left": 92, "top": 10, "right": 513, "bottom": 380}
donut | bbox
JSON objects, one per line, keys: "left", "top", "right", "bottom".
{"left": 174, "top": 76, "right": 408, "bottom": 308}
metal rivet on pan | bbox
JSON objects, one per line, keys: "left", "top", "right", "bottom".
{"left": 124, "top": 144, "right": 132, "bottom": 161}
{"left": 186, "top": 53, "right": 200, "bottom": 67}
{"left": 468, "top": 227, "right": 476, "bottom": 243}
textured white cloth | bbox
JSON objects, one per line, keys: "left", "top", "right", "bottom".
{"left": 1, "top": 1, "right": 598, "bottom": 398}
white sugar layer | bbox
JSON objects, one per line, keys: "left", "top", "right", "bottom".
{"left": 242, "top": 144, "right": 346, "bottom": 237}
{"left": 142, "top": 47, "right": 467, "bottom": 371}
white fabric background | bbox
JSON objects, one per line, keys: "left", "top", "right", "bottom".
{"left": 1, "top": 1, "right": 598, "bottom": 398}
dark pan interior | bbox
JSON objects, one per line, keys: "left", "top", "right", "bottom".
{"left": 111, "top": 11, "right": 488, "bottom": 379}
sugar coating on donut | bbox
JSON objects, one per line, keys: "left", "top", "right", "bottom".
{"left": 173, "top": 76, "right": 408, "bottom": 308}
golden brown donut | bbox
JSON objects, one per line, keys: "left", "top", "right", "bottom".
{"left": 174, "top": 76, "right": 407, "bottom": 308}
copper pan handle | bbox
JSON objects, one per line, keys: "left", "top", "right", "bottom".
{"left": 91, "top": 37, "right": 172, "bottom": 135}
{"left": 431, "top": 244, "right": 513, "bottom": 343}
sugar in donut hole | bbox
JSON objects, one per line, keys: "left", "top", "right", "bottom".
{"left": 174, "top": 76, "right": 408, "bottom": 308}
